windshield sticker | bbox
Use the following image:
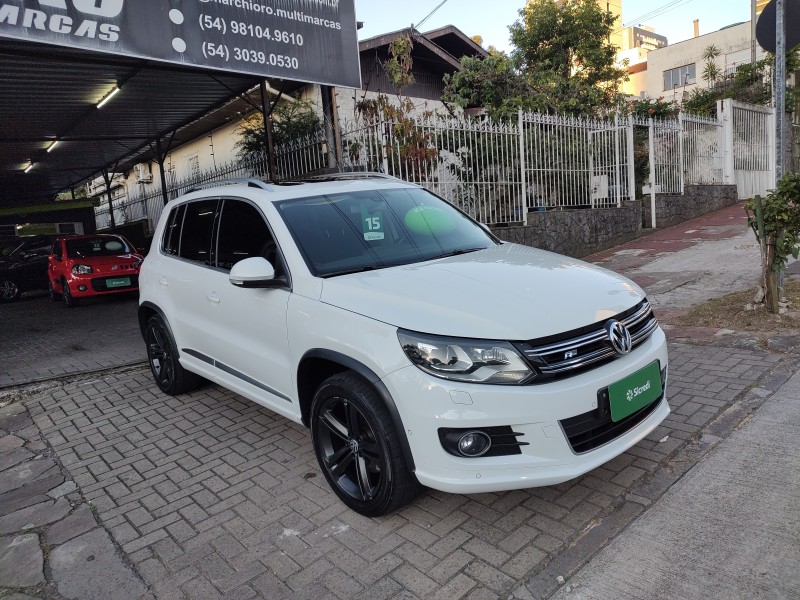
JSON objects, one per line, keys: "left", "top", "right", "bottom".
{"left": 361, "top": 206, "right": 385, "bottom": 241}
{"left": 405, "top": 206, "right": 456, "bottom": 235}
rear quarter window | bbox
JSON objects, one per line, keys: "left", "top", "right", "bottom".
{"left": 162, "top": 204, "right": 186, "bottom": 256}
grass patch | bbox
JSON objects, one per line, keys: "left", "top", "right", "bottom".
{"left": 676, "top": 279, "right": 800, "bottom": 332}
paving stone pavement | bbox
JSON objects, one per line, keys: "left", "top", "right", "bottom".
{"left": 0, "top": 396, "right": 147, "bottom": 599}
{"left": 0, "top": 339, "right": 791, "bottom": 600}
{"left": 1, "top": 203, "right": 794, "bottom": 598}
{"left": 0, "top": 294, "right": 145, "bottom": 389}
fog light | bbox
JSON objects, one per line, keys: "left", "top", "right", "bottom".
{"left": 78, "top": 285, "right": 87, "bottom": 292}
{"left": 457, "top": 431, "right": 491, "bottom": 457}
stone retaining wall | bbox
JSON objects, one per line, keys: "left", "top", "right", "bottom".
{"left": 492, "top": 185, "right": 739, "bottom": 258}
{"left": 491, "top": 201, "right": 642, "bottom": 258}
{"left": 642, "top": 185, "right": 738, "bottom": 229}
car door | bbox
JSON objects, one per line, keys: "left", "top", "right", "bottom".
{"left": 202, "top": 197, "right": 295, "bottom": 414}
{"left": 158, "top": 199, "right": 220, "bottom": 356}
{"left": 17, "top": 238, "right": 52, "bottom": 291}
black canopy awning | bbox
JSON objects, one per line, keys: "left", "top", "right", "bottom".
{"left": 0, "top": 39, "right": 303, "bottom": 209}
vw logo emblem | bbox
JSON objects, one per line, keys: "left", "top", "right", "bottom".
{"left": 605, "top": 320, "right": 633, "bottom": 355}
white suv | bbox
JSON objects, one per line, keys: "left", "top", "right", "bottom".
{"left": 139, "top": 175, "right": 669, "bottom": 516}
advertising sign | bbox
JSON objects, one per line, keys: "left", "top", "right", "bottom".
{"left": 0, "top": 0, "right": 361, "bottom": 88}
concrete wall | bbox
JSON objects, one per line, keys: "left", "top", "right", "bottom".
{"left": 642, "top": 184, "right": 738, "bottom": 229}
{"left": 490, "top": 202, "right": 642, "bottom": 259}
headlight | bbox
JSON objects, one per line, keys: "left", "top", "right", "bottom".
{"left": 72, "top": 265, "right": 93, "bottom": 274}
{"left": 398, "top": 330, "right": 535, "bottom": 385}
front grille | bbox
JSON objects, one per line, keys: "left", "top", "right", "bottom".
{"left": 517, "top": 300, "right": 657, "bottom": 382}
{"left": 560, "top": 390, "right": 663, "bottom": 454}
{"left": 90, "top": 274, "right": 139, "bottom": 292}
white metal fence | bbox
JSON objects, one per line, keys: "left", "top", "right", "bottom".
{"left": 721, "top": 99, "right": 774, "bottom": 199}
{"left": 682, "top": 113, "right": 725, "bottom": 185}
{"left": 95, "top": 100, "right": 778, "bottom": 233}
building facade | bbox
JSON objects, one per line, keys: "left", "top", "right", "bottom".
{"left": 644, "top": 22, "right": 764, "bottom": 102}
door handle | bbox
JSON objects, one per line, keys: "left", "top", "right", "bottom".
{"left": 158, "top": 277, "right": 168, "bottom": 287}
{"left": 206, "top": 292, "right": 220, "bottom": 304}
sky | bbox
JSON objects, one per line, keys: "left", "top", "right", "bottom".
{"left": 353, "top": 0, "right": 753, "bottom": 53}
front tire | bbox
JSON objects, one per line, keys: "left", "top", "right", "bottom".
{"left": 311, "top": 372, "right": 420, "bottom": 517}
{"left": 145, "top": 314, "right": 202, "bottom": 395}
{"left": 62, "top": 278, "right": 78, "bottom": 308}
{"left": 0, "top": 279, "right": 20, "bottom": 302}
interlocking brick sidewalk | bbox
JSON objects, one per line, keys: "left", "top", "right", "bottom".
{"left": 2, "top": 201, "right": 796, "bottom": 598}
{"left": 2, "top": 341, "right": 789, "bottom": 600}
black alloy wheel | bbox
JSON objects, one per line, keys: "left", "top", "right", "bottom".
{"left": 0, "top": 279, "right": 19, "bottom": 302}
{"left": 145, "top": 314, "right": 202, "bottom": 395}
{"left": 311, "top": 372, "right": 420, "bottom": 516}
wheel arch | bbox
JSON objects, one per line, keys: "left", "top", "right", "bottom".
{"left": 138, "top": 301, "right": 171, "bottom": 343}
{"left": 297, "top": 349, "right": 415, "bottom": 471}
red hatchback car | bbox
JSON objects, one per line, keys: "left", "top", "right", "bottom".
{"left": 48, "top": 234, "right": 143, "bottom": 307}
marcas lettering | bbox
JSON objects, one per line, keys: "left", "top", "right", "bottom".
{"left": 0, "top": 1, "right": 122, "bottom": 42}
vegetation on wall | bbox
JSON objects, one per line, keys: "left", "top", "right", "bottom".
{"left": 683, "top": 48, "right": 799, "bottom": 116}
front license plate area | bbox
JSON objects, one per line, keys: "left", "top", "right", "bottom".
{"left": 608, "top": 361, "right": 663, "bottom": 422}
{"left": 106, "top": 277, "right": 131, "bottom": 288}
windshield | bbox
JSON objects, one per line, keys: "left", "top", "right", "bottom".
{"left": 66, "top": 236, "right": 131, "bottom": 259}
{"left": 277, "top": 187, "right": 496, "bottom": 277}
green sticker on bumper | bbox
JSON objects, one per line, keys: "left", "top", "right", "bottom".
{"left": 608, "top": 361, "right": 663, "bottom": 422}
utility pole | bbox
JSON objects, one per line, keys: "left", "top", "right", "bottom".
{"left": 751, "top": 0, "right": 757, "bottom": 68}
{"left": 775, "top": 0, "right": 786, "bottom": 182}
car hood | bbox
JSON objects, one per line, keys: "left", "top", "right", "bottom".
{"left": 319, "top": 244, "right": 646, "bottom": 340}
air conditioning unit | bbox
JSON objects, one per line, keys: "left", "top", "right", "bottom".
{"left": 134, "top": 163, "right": 153, "bottom": 183}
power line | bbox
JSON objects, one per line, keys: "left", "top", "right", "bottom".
{"left": 413, "top": 0, "right": 451, "bottom": 31}
{"left": 617, "top": 0, "right": 699, "bottom": 32}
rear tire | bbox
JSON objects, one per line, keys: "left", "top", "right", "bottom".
{"left": 145, "top": 314, "right": 203, "bottom": 395}
{"left": 0, "top": 279, "right": 19, "bottom": 302}
{"left": 48, "top": 281, "right": 62, "bottom": 302}
{"left": 311, "top": 372, "right": 420, "bottom": 517}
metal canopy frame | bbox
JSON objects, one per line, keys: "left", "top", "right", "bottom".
{"left": 0, "top": 38, "right": 305, "bottom": 210}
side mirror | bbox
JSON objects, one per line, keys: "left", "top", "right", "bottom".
{"left": 229, "top": 257, "right": 285, "bottom": 289}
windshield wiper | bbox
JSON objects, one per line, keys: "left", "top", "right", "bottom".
{"left": 430, "top": 247, "right": 487, "bottom": 260}
{"left": 323, "top": 265, "right": 382, "bottom": 278}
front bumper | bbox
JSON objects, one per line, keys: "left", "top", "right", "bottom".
{"left": 383, "top": 326, "right": 670, "bottom": 494}
{"left": 66, "top": 272, "right": 139, "bottom": 297}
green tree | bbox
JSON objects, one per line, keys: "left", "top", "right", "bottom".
{"left": 235, "top": 100, "right": 322, "bottom": 160}
{"left": 701, "top": 45, "right": 721, "bottom": 86}
{"left": 442, "top": 51, "right": 528, "bottom": 120}
{"left": 443, "top": 0, "right": 627, "bottom": 118}
{"left": 747, "top": 174, "right": 800, "bottom": 314}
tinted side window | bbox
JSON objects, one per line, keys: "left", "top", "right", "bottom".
{"left": 179, "top": 200, "right": 218, "bottom": 265}
{"left": 162, "top": 204, "right": 186, "bottom": 256}
{"left": 215, "top": 200, "right": 276, "bottom": 272}
{"left": 52, "top": 242, "right": 62, "bottom": 260}
{"left": 28, "top": 239, "right": 53, "bottom": 257}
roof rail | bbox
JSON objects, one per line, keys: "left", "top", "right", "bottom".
{"left": 186, "top": 178, "right": 273, "bottom": 193}
{"left": 299, "top": 172, "right": 399, "bottom": 182}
